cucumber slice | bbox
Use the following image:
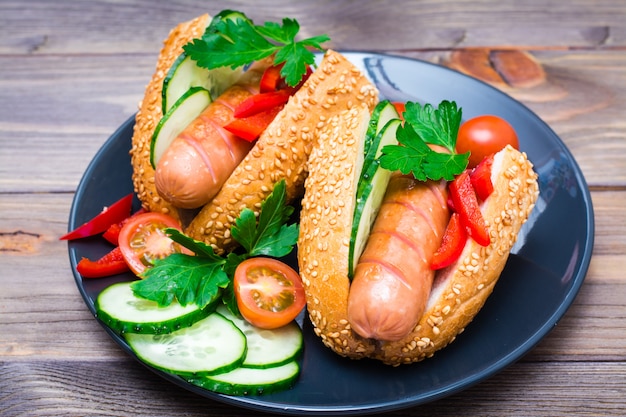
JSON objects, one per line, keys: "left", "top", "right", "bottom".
{"left": 95, "top": 281, "right": 211, "bottom": 335}
{"left": 161, "top": 10, "right": 248, "bottom": 113}
{"left": 162, "top": 53, "right": 243, "bottom": 114}
{"left": 125, "top": 312, "right": 247, "bottom": 376}
{"left": 185, "top": 360, "right": 300, "bottom": 396}
{"left": 363, "top": 100, "right": 399, "bottom": 167}
{"left": 348, "top": 118, "right": 402, "bottom": 277}
{"left": 217, "top": 305, "right": 303, "bottom": 369}
{"left": 150, "top": 86, "right": 211, "bottom": 168}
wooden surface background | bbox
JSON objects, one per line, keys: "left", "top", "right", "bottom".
{"left": 1, "top": 1, "right": 625, "bottom": 416}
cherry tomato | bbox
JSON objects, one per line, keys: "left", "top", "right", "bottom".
{"left": 456, "top": 115, "right": 519, "bottom": 168}
{"left": 118, "top": 212, "right": 188, "bottom": 276}
{"left": 234, "top": 257, "right": 306, "bottom": 329}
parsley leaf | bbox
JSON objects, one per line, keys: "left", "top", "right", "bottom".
{"left": 379, "top": 100, "right": 469, "bottom": 181}
{"left": 130, "top": 179, "right": 299, "bottom": 310}
{"left": 231, "top": 179, "right": 299, "bottom": 257}
{"left": 183, "top": 11, "right": 330, "bottom": 87}
{"left": 133, "top": 253, "right": 228, "bottom": 309}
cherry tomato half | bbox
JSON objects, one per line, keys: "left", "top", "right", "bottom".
{"left": 234, "top": 257, "right": 306, "bottom": 329}
{"left": 118, "top": 212, "right": 188, "bottom": 276}
{"left": 456, "top": 115, "right": 519, "bottom": 168}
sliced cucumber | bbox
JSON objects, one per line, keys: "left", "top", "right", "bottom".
{"left": 185, "top": 360, "right": 300, "bottom": 396}
{"left": 348, "top": 118, "right": 401, "bottom": 277}
{"left": 150, "top": 86, "right": 211, "bottom": 168}
{"left": 363, "top": 100, "right": 400, "bottom": 167}
{"left": 125, "top": 312, "right": 247, "bottom": 376}
{"left": 162, "top": 53, "right": 243, "bottom": 114}
{"left": 161, "top": 10, "right": 249, "bottom": 113}
{"left": 217, "top": 305, "right": 303, "bottom": 369}
{"left": 95, "top": 281, "right": 211, "bottom": 335}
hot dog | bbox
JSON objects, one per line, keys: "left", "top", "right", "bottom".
{"left": 130, "top": 14, "right": 378, "bottom": 254}
{"left": 299, "top": 116, "right": 539, "bottom": 365}
{"left": 154, "top": 59, "right": 271, "bottom": 209}
{"left": 347, "top": 176, "right": 449, "bottom": 341}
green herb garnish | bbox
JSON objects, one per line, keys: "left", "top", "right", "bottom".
{"left": 183, "top": 11, "right": 330, "bottom": 87}
{"left": 379, "top": 100, "right": 469, "bottom": 181}
{"left": 131, "top": 179, "right": 298, "bottom": 314}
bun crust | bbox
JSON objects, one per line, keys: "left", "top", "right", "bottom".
{"left": 130, "top": 14, "right": 210, "bottom": 221}
{"left": 299, "top": 143, "right": 539, "bottom": 365}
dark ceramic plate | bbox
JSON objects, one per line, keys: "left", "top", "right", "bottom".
{"left": 67, "top": 53, "right": 594, "bottom": 416}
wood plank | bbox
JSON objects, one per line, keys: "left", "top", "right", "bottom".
{"left": 1, "top": 0, "right": 625, "bottom": 54}
{"left": 0, "top": 360, "right": 624, "bottom": 416}
{"left": 1, "top": 49, "right": 624, "bottom": 194}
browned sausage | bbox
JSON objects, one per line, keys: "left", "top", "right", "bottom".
{"left": 347, "top": 175, "right": 450, "bottom": 341}
{"left": 154, "top": 60, "right": 271, "bottom": 209}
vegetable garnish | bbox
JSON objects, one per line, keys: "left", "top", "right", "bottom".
{"left": 379, "top": 100, "right": 469, "bottom": 181}
{"left": 183, "top": 11, "right": 330, "bottom": 87}
{"left": 131, "top": 180, "right": 299, "bottom": 315}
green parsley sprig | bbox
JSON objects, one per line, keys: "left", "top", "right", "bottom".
{"left": 131, "top": 180, "right": 298, "bottom": 315}
{"left": 379, "top": 100, "right": 469, "bottom": 181}
{"left": 183, "top": 11, "right": 330, "bottom": 87}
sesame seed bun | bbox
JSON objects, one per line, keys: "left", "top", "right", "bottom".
{"left": 130, "top": 14, "right": 211, "bottom": 222}
{"left": 298, "top": 142, "right": 539, "bottom": 365}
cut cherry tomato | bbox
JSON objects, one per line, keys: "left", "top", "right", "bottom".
{"left": 76, "top": 246, "right": 130, "bottom": 278}
{"left": 118, "top": 212, "right": 188, "bottom": 276}
{"left": 233, "top": 90, "right": 291, "bottom": 118}
{"left": 234, "top": 257, "right": 306, "bottom": 329}
{"left": 449, "top": 171, "right": 491, "bottom": 247}
{"left": 102, "top": 208, "right": 148, "bottom": 245}
{"left": 470, "top": 154, "right": 495, "bottom": 201}
{"left": 456, "top": 115, "right": 519, "bottom": 168}
{"left": 431, "top": 213, "right": 467, "bottom": 270}
{"left": 224, "top": 104, "right": 284, "bottom": 142}
{"left": 61, "top": 193, "right": 133, "bottom": 240}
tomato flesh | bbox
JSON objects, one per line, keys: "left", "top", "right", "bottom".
{"left": 118, "top": 212, "right": 187, "bottom": 276}
{"left": 456, "top": 115, "right": 519, "bottom": 168}
{"left": 234, "top": 257, "right": 305, "bottom": 329}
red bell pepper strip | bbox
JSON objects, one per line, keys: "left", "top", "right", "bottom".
{"left": 60, "top": 193, "right": 133, "bottom": 240}
{"left": 233, "top": 90, "right": 291, "bottom": 118}
{"left": 102, "top": 208, "right": 147, "bottom": 245}
{"left": 260, "top": 63, "right": 285, "bottom": 93}
{"left": 224, "top": 105, "right": 285, "bottom": 142}
{"left": 449, "top": 171, "right": 491, "bottom": 246}
{"left": 392, "top": 102, "right": 406, "bottom": 121}
{"left": 431, "top": 212, "right": 467, "bottom": 270}
{"left": 470, "top": 154, "right": 495, "bottom": 201}
{"left": 76, "top": 246, "right": 130, "bottom": 278}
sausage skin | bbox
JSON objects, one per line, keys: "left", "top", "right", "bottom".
{"left": 347, "top": 175, "right": 450, "bottom": 341}
{"left": 154, "top": 62, "right": 269, "bottom": 209}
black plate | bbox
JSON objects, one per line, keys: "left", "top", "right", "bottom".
{"left": 67, "top": 52, "right": 594, "bottom": 416}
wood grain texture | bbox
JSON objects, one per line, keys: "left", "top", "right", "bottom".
{"left": 1, "top": 0, "right": 625, "bottom": 416}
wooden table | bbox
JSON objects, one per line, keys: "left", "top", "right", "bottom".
{"left": 2, "top": 1, "right": 625, "bottom": 415}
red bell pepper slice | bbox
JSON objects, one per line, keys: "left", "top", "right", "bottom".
{"left": 470, "top": 154, "right": 494, "bottom": 201}
{"left": 233, "top": 90, "right": 291, "bottom": 118}
{"left": 449, "top": 171, "right": 491, "bottom": 246}
{"left": 260, "top": 63, "right": 313, "bottom": 94}
{"left": 224, "top": 105, "right": 284, "bottom": 142}
{"left": 260, "top": 63, "right": 285, "bottom": 93}
{"left": 60, "top": 193, "right": 133, "bottom": 240}
{"left": 392, "top": 102, "right": 406, "bottom": 121}
{"left": 102, "top": 208, "right": 148, "bottom": 245}
{"left": 76, "top": 246, "right": 130, "bottom": 278}
{"left": 431, "top": 212, "right": 467, "bottom": 270}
